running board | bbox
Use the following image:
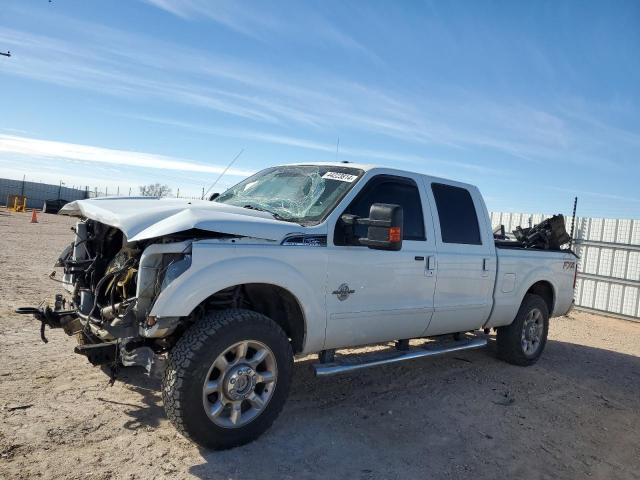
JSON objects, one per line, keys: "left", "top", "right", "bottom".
{"left": 313, "top": 338, "right": 487, "bottom": 377}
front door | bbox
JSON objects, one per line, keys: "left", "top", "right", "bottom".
{"left": 324, "top": 174, "right": 437, "bottom": 350}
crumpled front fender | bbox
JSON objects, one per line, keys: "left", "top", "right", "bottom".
{"left": 149, "top": 247, "right": 327, "bottom": 353}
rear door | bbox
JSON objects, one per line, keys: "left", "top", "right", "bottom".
{"left": 424, "top": 181, "right": 496, "bottom": 335}
{"left": 324, "top": 174, "right": 437, "bottom": 349}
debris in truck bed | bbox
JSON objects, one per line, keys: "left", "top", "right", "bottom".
{"left": 513, "top": 214, "right": 571, "bottom": 250}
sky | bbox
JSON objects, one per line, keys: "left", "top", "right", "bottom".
{"left": 0, "top": 0, "right": 639, "bottom": 217}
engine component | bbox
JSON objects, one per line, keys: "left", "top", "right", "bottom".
{"left": 100, "top": 300, "right": 133, "bottom": 322}
{"left": 79, "top": 289, "right": 95, "bottom": 315}
{"left": 116, "top": 266, "right": 138, "bottom": 299}
{"left": 15, "top": 305, "right": 76, "bottom": 343}
{"left": 74, "top": 342, "right": 118, "bottom": 366}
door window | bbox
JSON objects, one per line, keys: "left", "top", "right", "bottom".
{"left": 431, "top": 183, "right": 481, "bottom": 245}
{"left": 335, "top": 176, "right": 425, "bottom": 245}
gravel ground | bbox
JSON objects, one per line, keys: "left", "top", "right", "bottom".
{"left": 1, "top": 210, "right": 639, "bottom": 480}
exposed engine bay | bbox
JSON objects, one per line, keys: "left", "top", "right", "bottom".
{"left": 19, "top": 219, "right": 196, "bottom": 373}
{"left": 61, "top": 221, "right": 139, "bottom": 330}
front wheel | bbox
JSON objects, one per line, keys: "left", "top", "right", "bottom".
{"left": 162, "top": 309, "right": 293, "bottom": 450}
{"left": 497, "top": 294, "right": 549, "bottom": 366}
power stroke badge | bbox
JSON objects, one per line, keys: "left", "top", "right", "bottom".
{"left": 332, "top": 283, "right": 355, "bottom": 301}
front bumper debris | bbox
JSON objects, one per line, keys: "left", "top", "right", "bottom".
{"left": 74, "top": 342, "right": 118, "bottom": 366}
{"left": 15, "top": 301, "right": 163, "bottom": 378}
{"left": 15, "top": 304, "right": 78, "bottom": 343}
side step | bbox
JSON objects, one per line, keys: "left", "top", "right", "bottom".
{"left": 313, "top": 337, "right": 487, "bottom": 377}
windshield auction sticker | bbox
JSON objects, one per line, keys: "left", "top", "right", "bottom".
{"left": 322, "top": 172, "right": 358, "bottom": 182}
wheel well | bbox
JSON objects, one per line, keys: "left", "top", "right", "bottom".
{"left": 194, "top": 283, "right": 306, "bottom": 354}
{"left": 526, "top": 281, "right": 554, "bottom": 314}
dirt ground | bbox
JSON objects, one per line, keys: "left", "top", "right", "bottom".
{"left": 0, "top": 209, "right": 639, "bottom": 480}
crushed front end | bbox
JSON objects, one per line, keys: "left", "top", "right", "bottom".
{"left": 17, "top": 218, "right": 194, "bottom": 375}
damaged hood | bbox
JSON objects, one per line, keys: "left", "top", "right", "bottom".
{"left": 59, "top": 197, "right": 304, "bottom": 242}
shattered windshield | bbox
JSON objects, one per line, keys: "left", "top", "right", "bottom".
{"left": 215, "top": 165, "right": 364, "bottom": 225}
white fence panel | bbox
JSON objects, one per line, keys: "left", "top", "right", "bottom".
{"left": 491, "top": 212, "right": 640, "bottom": 321}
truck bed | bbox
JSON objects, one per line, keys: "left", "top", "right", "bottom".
{"left": 484, "top": 246, "right": 577, "bottom": 329}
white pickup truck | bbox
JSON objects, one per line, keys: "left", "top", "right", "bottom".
{"left": 20, "top": 163, "right": 577, "bottom": 450}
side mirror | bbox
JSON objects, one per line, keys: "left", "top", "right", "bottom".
{"left": 209, "top": 192, "right": 220, "bottom": 201}
{"left": 341, "top": 203, "right": 403, "bottom": 251}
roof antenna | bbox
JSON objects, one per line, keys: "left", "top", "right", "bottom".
{"left": 202, "top": 148, "right": 244, "bottom": 199}
{"left": 337, "top": 136, "right": 350, "bottom": 163}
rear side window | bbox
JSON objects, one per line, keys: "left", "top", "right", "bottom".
{"left": 431, "top": 183, "right": 481, "bottom": 245}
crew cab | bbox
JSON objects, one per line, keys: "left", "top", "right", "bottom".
{"left": 19, "top": 163, "right": 576, "bottom": 449}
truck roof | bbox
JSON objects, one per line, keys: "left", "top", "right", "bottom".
{"left": 286, "top": 161, "right": 478, "bottom": 192}
{"left": 288, "top": 161, "right": 378, "bottom": 171}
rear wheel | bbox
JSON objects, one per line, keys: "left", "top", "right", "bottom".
{"left": 162, "top": 309, "right": 293, "bottom": 449}
{"left": 497, "top": 294, "right": 549, "bottom": 366}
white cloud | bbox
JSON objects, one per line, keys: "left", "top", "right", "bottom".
{"left": 142, "top": 0, "right": 192, "bottom": 18}
{"left": 0, "top": 134, "right": 254, "bottom": 177}
{"left": 144, "top": 0, "right": 282, "bottom": 38}
{"left": 0, "top": 23, "right": 570, "bottom": 158}
{"left": 141, "top": 0, "right": 381, "bottom": 62}
{"left": 121, "top": 113, "right": 503, "bottom": 175}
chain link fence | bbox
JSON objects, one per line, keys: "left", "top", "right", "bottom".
{"left": 0, "top": 178, "right": 206, "bottom": 209}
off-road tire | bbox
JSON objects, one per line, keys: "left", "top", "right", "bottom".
{"left": 497, "top": 294, "right": 549, "bottom": 366}
{"left": 162, "top": 309, "right": 293, "bottom": 450}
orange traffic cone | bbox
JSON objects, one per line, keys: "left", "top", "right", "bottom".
{"left": 31, "top": 209, "right": 38, "bottom": 223}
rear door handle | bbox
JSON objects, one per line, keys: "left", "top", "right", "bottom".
{"left": 482, "top": 257, "right": 492, "bottom": 277}
{"left": 425, "top": 255, "right": 435, "bottom": 277}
